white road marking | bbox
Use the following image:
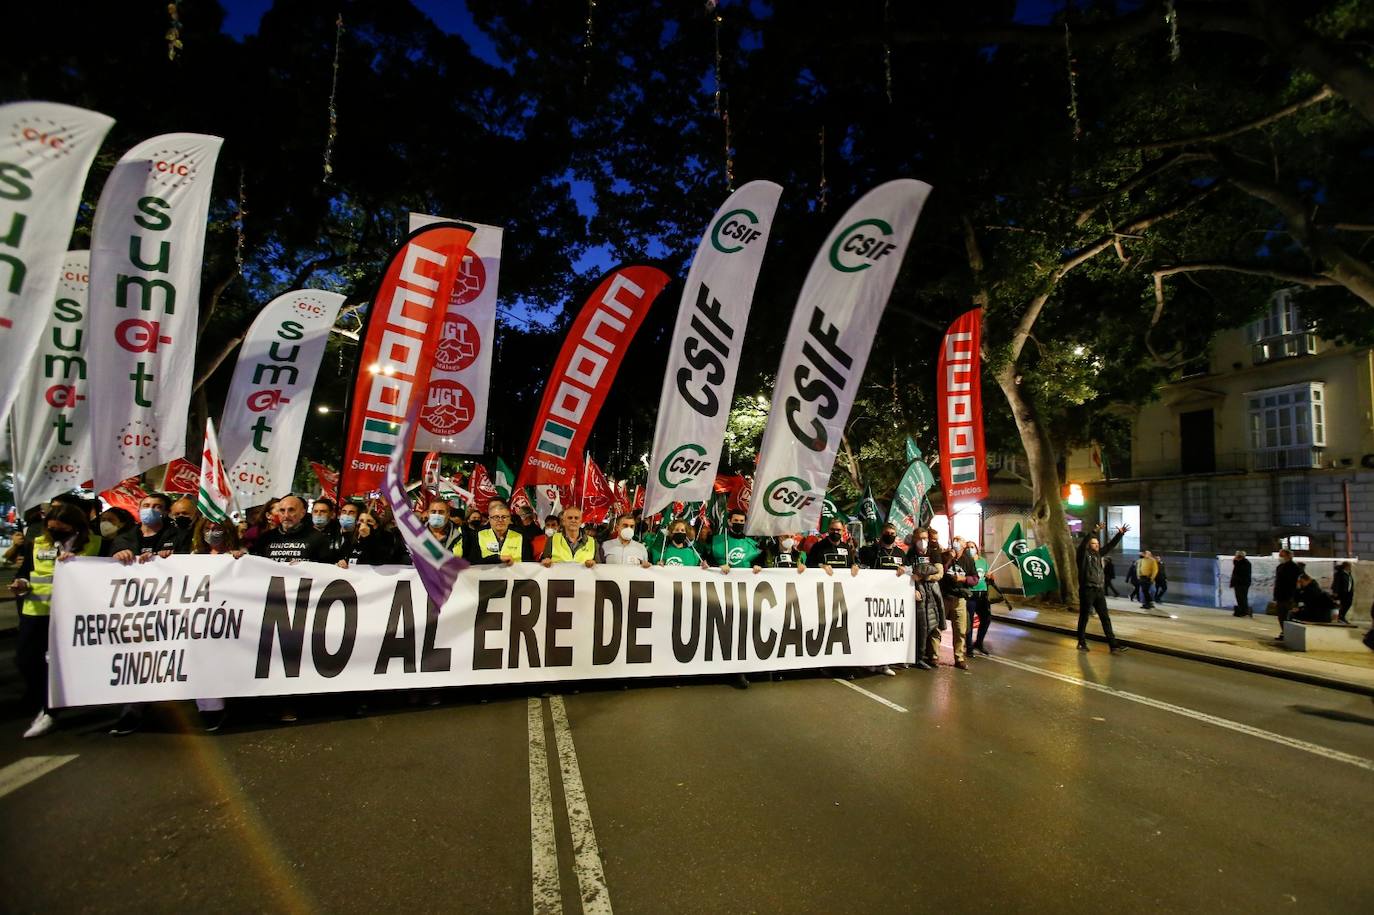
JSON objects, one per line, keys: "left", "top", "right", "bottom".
{"left": 833, "top": 678, "right": 908, "bottom": 713}
{"left": 549, "top": 696, "right": 613, "bottom": 915}
{"left": 0, "top": 754, "right": 78, "bottom": 800}
{"left": 989, "top": 655, "right": 1374, "bottom": 773}
{"left": 527, "top": 699, "right": 562, "bottom": 915}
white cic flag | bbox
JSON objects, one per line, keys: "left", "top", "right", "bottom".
{"left": 746, "top": 178, "right": 932, "bottom": 537}
{"left": 218, "top": 288, "right": 345, "bottom": 507}
{"left": 10, "top": 251, "right": 93, "bottom": 509}
{"left": 642, "top": 180, "right": 783, "bottom": 517}
{"left": 196, "top": 417, "right": 236, "bottom": 523}
{"left": 0, "top": 101, "right": 114, "bottom": 430}
{"left": 87, "top": 132, "right": 223, "bottom": 492}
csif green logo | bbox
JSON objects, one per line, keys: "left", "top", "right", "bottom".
{"left": 828, "top": 217, "right": 898, "bottom": 273}
{"left": 658, "top": 442, "right": 712, "bottom": 488}
{"left": 710, "top": 208, "right": 763, "bottom": 254}
{"left": 762, "top": 476, "right": 819, "bottom": 517}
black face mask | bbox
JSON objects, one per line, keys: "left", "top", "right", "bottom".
{"left": 47, "top": 526, "right": 73, "bottom": 541}
{"left": 172, "top": 515, "right": 193, "bottom": 530}
{"left": 827, "top": 530, "right": 842, "bottom": 543}
{"left": 728, "top": 523, "right": 745, "bottom": 537}
{"left": 671, "top": 532, "right": 688, "bottom": 546}
{"left": 880, "top": 531, "right": 896, "bottom": 545}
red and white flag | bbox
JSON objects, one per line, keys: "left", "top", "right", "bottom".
{"left": 581, "top": 456, "right": 615, "bottom": 523}
{"left": 161, "top": 457, "right": 201, "bottom": 495}
{"left": 196, "top": 418, "right": 236, "bottom": 522}
{"left": 99, "top": 476, "right": 148, "bottom": 513}
{"left": 937, "top": 307, "right": 988, "bottom": 507}
{"left": 310, "top": 462, "right": 339, "bottom": 502}
{"left": 469, "top": 463, "right": 498, "bottom": 514}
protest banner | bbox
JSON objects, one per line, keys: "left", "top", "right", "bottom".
{"left": 937, "top": 307, "right": 988, "bottom": 506}
{"left": 48, "top": 557, "right": 914, "bottom": 706}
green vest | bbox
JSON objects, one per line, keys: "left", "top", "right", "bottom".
{"left": 711, "top": 534, "right": 760, "bottom": 568}
{"left": 25, "top": 533, "right": 103, "bottom": 617}
{"left": 478, "top": 528, "right": 523, "bottom": 560}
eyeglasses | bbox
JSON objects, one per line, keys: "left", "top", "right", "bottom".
{"left": 489, "top": 514, "right": 511, "bottom": 521}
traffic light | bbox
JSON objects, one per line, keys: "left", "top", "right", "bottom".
{"left": 1063, "top": 482, "right": 1085, "bottom": 507}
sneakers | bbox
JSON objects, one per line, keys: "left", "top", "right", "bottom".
{"left": 976, "top": 646, "right": 991, "bottom": 656}
{"left": 1110, "top": 645, "right": 1130, "bottom": 654}
{"left": 954, "top": 660, "right": 970, "bottom": 670}
{"left": 277, "top": 708, "right": 298, "bottom": 723}
{"left": 200, "top": 709, "right": 226, "bottom": 733}
{"left": 23, "top": 710, "right": 55, "bottom": 739}
{"left": 1077, "top": 641, "right": 1090, "bottom": 652}
{"left": 109, "top": 709, "right": 143, "bottom": 736}
{"left": 880, "top": 666, "right": 897, "bottom": 677}
{"left": 733, "top": 673, "right": 750, "bottom": 690}
{"left": 913, "top": 660, "right": 932, "bottom": 670}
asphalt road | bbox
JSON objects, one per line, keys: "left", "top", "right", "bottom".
{"left": 1, "top": 621, "right": 1371, "bottom": 914}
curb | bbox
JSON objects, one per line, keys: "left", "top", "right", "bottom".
{"left": 992, "top": 612, "right": 1374, "bottom": 698}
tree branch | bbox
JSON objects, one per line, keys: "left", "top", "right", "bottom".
{"left": 1152, "top": 261, "right": 1340, "bottom": 286}
{"left": 1129, "top": 85, "right": 1335, "bottom": 153}
{"left": 1075, "top": 152, "right": 1212, "bottom": 227}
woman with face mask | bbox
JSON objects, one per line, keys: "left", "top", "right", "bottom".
{"left": 655, "top": 520, "right": 703, "bottom": 567}
{"left": 10, "top": 502, "right": 102, "bottom": 738}
{"left": 185, "top": 518, "right": 243, "bottom": 730}
{"left": 767, "top": 533, "right": 807, "bottom": 572}
{"left": 97, "top": 508, "right": 139, "bottom": 558}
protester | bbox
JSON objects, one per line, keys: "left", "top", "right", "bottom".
{"left": 1125, "top": 557, "right": 1140, "bottom": 602}
{"left": 1293, "top": 573, "right": 1336, "bottom": 623}
{"left": 654, "top": 520, "right": 702, "bottom": 567}
{"left": 311, "top": 497, "right": 348, "bottom": 561}
{"left": 807, "top": 518, "right": 859, "bottom": 577}
{"left": 602, "top": 512, "right": 651, "bottom": 568}
{"left": 188, "top": 517, "right": 242, "bottom": 731}
{"left": 1272, "top": 549, "right": 1300, "bottom": 639}
{"left": 912, "top": 553, "right": 945, "bottom": 670}
{"left": 466, "top": 507, "right": 485, "bottom": 531}
{"left": 10, "top": 502, "right": 102, "bottom": 738}
{"left": 240, "top": 498, "right": 280, "bottom": 551}
{"left": 939, "top": 545, "right": 975, "bottom": 670}
{"left": 859, "top": 522, "right": 907, "bottom": 573}
{"left": 963, "top": 541, "right": 993, "bottom": 657}
{"left": 1102, "top": 555, "right": 1119, "bottom": 597}
{"left": 531, "top": 514, "right": 560, "bottom": 560}
{"left": 339, "top": 512, "right": 393, "bottom": 567}
{"left": 97, "top": 507, "right": 139, "bottom": 558}
{"left": 467, "top": 501, "right": 532, "bottom": 565}
{"left": 1136, "top": 551, "right": 1158, "bottom": 609}
{"left": 111, "top": 493, "right": 180, "bottom": 563}
{"left": 1153, "top": 555, "right": 1169, "bottom": 604}
{"left": 168, "top": 496, "right": 199, "bottom": 548}
{"left": 711, "top": 509, "right": 762, "bottom": 573}
{"left": 252, "top": 494, "right": 334, "bottom": 564}
{"left": 1229, "top": 550, "right": 1253, "bottom": 617}
{"left": 765, "top": 532, "right": 807, "bottom": 571}
{"left": 1332, "top": 561, "right": 1355, "bottom": 624}
{"left": 540, "top": 506, "right": 602, "bottom": 566}
{"left": 1075, "top": 522, "right": 1129, "bottom": 654}
{"left": 418, "top": 497, "right": 462, "bottom": 554}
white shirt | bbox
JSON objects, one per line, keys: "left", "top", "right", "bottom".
{"left": 602, "top": 538, "right": 649, "bottom": 566}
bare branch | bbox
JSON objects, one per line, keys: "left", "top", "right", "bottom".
{"left": 1152, "top": 262, "right": 1340, "bottom": 286}
{"left": 1129, "top": 85, "right": 1335, "bottom": 153}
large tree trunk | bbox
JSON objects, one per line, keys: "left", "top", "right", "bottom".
{"left": 994, "top": 364, "right": 1079, "bottom": 601}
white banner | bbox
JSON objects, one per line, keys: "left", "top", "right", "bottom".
{"left": 218, "top": 289, "right": 344, "bottom": 506}
{"left": 407, "top": 212, "right": 502, "bottom": 454}
{"left": 11, "top": 251, "right": 93, "bottom": 508}
{"left": 0, "top": 102, "right": 114, "bottom": 430}
{"left": 643, "top": 180, "right": 782, "bottom": 516}
{"left": 87, "top": 132, "right": 223, "bottom": 492}
{"left": 747, "top": 179, "right": 932, "bottom": 536}
{"left": 48, "top": 556, "right": 913, "bottom": 706}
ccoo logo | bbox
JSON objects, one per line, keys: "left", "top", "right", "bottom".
{"left": 828, "top": 218, "right": 898, "bottom": 273}
{"left": 710, "top": 208, "right": 763, "bottom": 254}
{"left": 762, "top": 476, "right": 819, "bottom": 518}
{"left": 657, "top": 443, "right": 711, "bottom": 489}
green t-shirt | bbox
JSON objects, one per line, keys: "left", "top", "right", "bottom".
{"left": 657, "top": 543, "right": 702, "bottom": 567}
{"left": 711, "top": 534, "right": 762, "bottom": 568}
{"left": 972, "top": 557, "right": 989, "bottom": 592}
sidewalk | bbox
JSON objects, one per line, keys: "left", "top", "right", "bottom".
{"left": 993, "top": 595, "right": 1374, "bottom": 695}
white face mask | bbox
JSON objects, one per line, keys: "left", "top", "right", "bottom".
{"left": 618, "top": 526, "right": 634, "bottom": 542}
{"left": 546, "top": 526, "right": 558, "bottom": 536}
{"left": 100, "top": 521, "right": 118, "bottom": 538}
{"left": 780, "top": 537, "right": 796, "bottom": 551}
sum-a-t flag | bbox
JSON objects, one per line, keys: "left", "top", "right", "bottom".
{"left": 515, "top": 264, "right": 669, "bottom": 489}
{"left": 340, "top": 222, "right": 475, "bottom": 498}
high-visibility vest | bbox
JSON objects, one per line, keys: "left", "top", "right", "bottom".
{"left": 478, "top": 528, "right": 523, "bottom": 560}
{"left": 25, "top": 533, "right": 103, "bottom": 617}
{"left": 550, "top": 532, "right": 597, "bottom": 563}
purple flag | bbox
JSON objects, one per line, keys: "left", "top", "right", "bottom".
{"left": 382, "top": 404, "right": 469, "bottom": 605}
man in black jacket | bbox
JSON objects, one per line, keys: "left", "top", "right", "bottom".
{"left": 859, "top": 522, "right": 908, "bottom": 572}
{"left": 941, "top": 546, "right": 977, "bottom": 670}
{"left": 252, "top": 494, "right": 333, "bottom": 563}
{"left": 1332, "top": 562, "right": 1355, "bottom": 624}
{"left": 1272, "top": 550, "right": 1301, "bottom": 639}
{"left": 1076, "top": 522, "right": 1129, "bottom": 653}
{"left": 1229, "top": 550, "right": 1253, "bottom": 617}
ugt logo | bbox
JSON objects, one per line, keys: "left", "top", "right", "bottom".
{"left": 828, "top": 218, "right": 898, "bottom": 273}
{"left": 762, "top": 476, "right": 819, "bottom": 518}
{"left": 710, "top": 208, "right": 763, "bottom": 254}
{"left": 657, "top": 443, "right": 711, "bottom": 489}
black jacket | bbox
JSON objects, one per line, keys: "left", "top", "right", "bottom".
{"left": 1273, "top": 560, "right": 1301, "bottom": 601}
{"left": 807, "top": 537, "right": 857, "bottom": 569}
{"left": 252, "top": 525, "right": 333, "bottom": 563}
{"left": 941, "top": 550, "right": 977, "bottom": 600}
{"left": 1229, "top": 557, "right": 1252, "bottom": 588}
{"left": 859, "top": 543, "right": 907, "bottom": 570}
{"left": 1077, "top": 529, "right": 1125, "bottom": 591}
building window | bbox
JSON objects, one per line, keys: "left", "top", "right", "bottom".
{"left": 1246, "top": 382, "right": 1326, "bottom": 470}
{"left": 1279, "top": 534, "right": 1311, "bottom": 552}
{"left": 1184, "top": 532, "right": 1214, "bottom": 554}
{"left": 1250, "top": 291, "right": 1316, "bottom": 364}
{"left": 1275, "top": 476, "right": 1311, "bottom": 527}
{"left": 1183, "top": 480, "right": 1212, "bottom": 525}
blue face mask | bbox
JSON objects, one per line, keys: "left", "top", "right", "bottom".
{"left": 428, "top": 513, "right": 448, "bottom": 530}
{"left": 339, "top": 514, "right": 356, "bottom": 531}
{"left": 312, "top": 514, "right": 330, "bottom": 530}
{"left": 140, "top": 508, "right": 162, "bottom": 526}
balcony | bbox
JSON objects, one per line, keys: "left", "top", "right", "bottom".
{"left": 1250, "top": 446, "right": 1324, "bottom": 471}
{"left": 1251, "top": 332, "right": 1316, "bottom": 364}
{"left": 1105, "top": 447, "right": 1323, "bottom": 480}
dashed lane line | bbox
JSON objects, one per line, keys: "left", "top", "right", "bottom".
{"left": 833, "top": 677, "right": 909, "bottom": 713}
{"left": 527, "top": 699, "right": 562, "bottom": 915}
{"left": 549, "top": 696, "right": 613, "bottom": 915}
{"left": 0, "top": 755, "right": 79, "bottom": 801}
{"left": 988, "top": 655, "right": 1374, "bottom": 773}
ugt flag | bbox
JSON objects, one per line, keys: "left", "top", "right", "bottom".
{"left": 196, "top": 418, "right": 236, "bottom": 523}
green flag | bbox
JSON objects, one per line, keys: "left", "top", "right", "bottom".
{"left": 891, "top": 459, "right": 935, "bottom": 542}
{"left": 1001, "top": 523, "right": 1030, "bottom": 560}
{"left": 494, "top": 458, "right": 515, "bottom": 500}
{"left": 857, "top": 483, "right": 883, "bottom": 539}
{"left": 820, "top": 498, "right": 849, "bottom": 529}
{"left": 1016, "top": 545, "right": 1059, "bottom": 597}
{"left": 904, "top": 436, "right": 922, "bottom": 463}
{"left": 706, "top": 491, "right": 728, "bottom": 533}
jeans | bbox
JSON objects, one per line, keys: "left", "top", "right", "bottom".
{"left": 965, "top": 593, "right": 991, "bottom": 653}
{"left": 1138, "top": 576, "right": 1154, "bottom": 608}
{"left": 1077, "top": 587, "right": 1118, "bottom": 646}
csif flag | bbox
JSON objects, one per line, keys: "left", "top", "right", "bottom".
{"left": 339, "top": 222, "right": 475, "bottom": 497}
{"left": 515, "top": 264, "right": 669, "bottom": 489}
{"left": 1016, "top": 545, "right": 1059, "bottom": 597}
{"left": 88, "top": 132, "right": 223, "bottom": 491}
{"left": 10, "top": 252, "right": 95, "bottom": 509}
{"left": 220, "top": 289, "right": 344, "bottom": 507}
{"left": 890, "top": 447, "right": 937, "bottom": 544}
{"left": 1001, "top": 522, "right": 1030, "bottom": 561}
{"left": 857, "top": 483, "right": 883, "bottom": 540}
{"left": 643, "top": 181, "right": 782, "bottom": 515}
{"left": 746, "top": 179, "right": 932, "bottom": 536}
{"left": 196, "top": 418, "right": 236, "bottom": 523}
{"left": 0, "top": 102, "right": 114, "bottom": 432}
{"left": 937, "top": 307, "right": 988, "bottom": 507}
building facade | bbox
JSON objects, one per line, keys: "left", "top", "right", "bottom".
{"left": 1084, "top": 291, "right": 1374, "bottom": 561}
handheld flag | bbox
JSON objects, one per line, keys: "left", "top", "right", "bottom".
{"left": 1015, "top": 545, "right": 1059, "bottom": 597}
{"left": 196, "top": 419, "right": 237, "bottom": 523}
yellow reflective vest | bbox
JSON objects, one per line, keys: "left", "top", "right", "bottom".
{"left": 549, "top": 531, "right": 597, "bottom": 563}
{"left": 478, "top": 528, "right": 523, "bottom": 560}
{"left": 25, "top": 533, "right": 103, "bottom": 617}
